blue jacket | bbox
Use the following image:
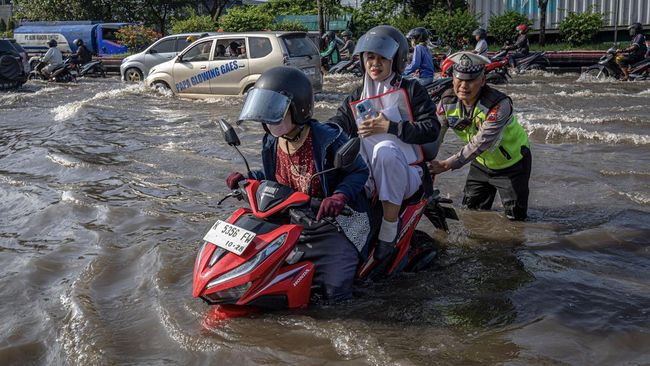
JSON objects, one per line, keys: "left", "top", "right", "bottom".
{"left": 404, "top": 44, "right": 434, "bottom": 79}
{"left": 253, "top": 120, "right": 369, "bottom": 212}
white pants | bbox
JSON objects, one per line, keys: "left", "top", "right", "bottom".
{"left": 364, "top": 140, "right": 422, "bottom": 206}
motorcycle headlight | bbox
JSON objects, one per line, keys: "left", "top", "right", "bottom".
{"left": 204, "top": 281, "right": 252, "bottom": 304}
{"left": 206, "top": 233, "right": 287, "bottom": 289}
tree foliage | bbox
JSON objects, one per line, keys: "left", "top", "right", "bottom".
{"left": 219, "top": 6, "right": 274, "bottom": 32}
{"left": 425, "top": 8, "right": 478, "bottom": 49}
{"left": 488, "top": 10, "right": 532, "bottom": 46}
{"left": 171, "top": 10, "right": 216, "bottom": 34}
{"left": 0, "top": 18, "right": 6, "bottom": 33}
{"left": 115, "top": 24, "right": 160, "bottom": 53}
{"left": 270, "top": 20, "right": 309, "bottom": 32}
{"left": 558, "top": 6, "right": 604, "bottom": 45}
{"left": 389, "top": 15, "right": 427, "bottom": 35}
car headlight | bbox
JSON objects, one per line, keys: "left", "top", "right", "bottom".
{"left": 207, "top": 233, "right": 287, "bottom": 289}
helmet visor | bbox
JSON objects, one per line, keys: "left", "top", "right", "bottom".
{"left": 353, "top": 33, "right": 399, "bottom": 60}
{"left": 237, "top": 88, "right": 291, "bottom": 125}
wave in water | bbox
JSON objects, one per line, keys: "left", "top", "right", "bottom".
{"left": 600, "top": 170, "right": 650, "bottom": 177}
{"left": 51, "top": 84, "right": 144, "bottom": 121}
{"left": 554, "top": 89, "right": 650, "bottom": 98}
{"left": 518, "top": 118, "right": 650, "bottom": 145}
{"left": 0, "top": 86, "right": 63, "bottom": 105}
{"left": 619, "top": 191, "right": 650, "bottom": 205}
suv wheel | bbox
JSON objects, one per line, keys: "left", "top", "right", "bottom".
{"left": 125, "top": 67, "right": 143, "bottom": 82}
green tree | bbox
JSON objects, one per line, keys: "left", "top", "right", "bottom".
{"left": 425, "top": 8, "right": 478, "bottom": 49}
{"left": 219, "top": 6, "right": 274, "bottom": 32}
{"left": 199, "top": 0, "right": 238, "bottom": 21}
{"left": 115, "top": 24, "right": 161, "bottom": 53}
{"left": 270, "top": 20, "right": 308, "bottom": 32}
{"left": 558, "top": 6, "right": 604, "bottom": 46}
{"left": 171, "top": 10, "right": 216, "bottom": 34}
{"left": 488, "top": 10, "right": 532, "bottom": 46}
{"left": 389, "top": 14, "right": 427, "bottom": 35}
{"left": 7, "top": 18, "right": 15, "bottom": 30}
{"left": 0, "top": 18, "right": 6, "bottom": 33}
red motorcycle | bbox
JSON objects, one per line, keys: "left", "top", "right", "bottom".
{"left": 439, "top": 52, "right": 511, "bottom": 84}
{"left": 193, "top": 120, "right": 457, "bottom": 316}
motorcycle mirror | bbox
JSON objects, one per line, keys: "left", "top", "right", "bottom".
{"left": 333, "top": 137, "right": 360, "bottom": 170}
{"left": 218, "top": 119, "right": 241, "bottom": 147}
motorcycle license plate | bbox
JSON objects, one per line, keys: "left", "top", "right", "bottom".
{"left": 203, "top": 220, "right": 256, "bottom": 256}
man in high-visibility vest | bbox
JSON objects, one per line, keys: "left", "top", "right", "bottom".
{"left": 429, "top": 51, "right": 532, "bottom": 220}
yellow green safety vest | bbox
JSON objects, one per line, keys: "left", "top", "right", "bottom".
{"left": 441, "top": 86, "right": 529, "bottom": 170}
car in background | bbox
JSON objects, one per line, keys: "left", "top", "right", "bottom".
{"left": 0, "top": 39, "right": 28, "bottom": 90}
{"left": 120, "top": 32, "right": 217, "bottom": 82}
{"left": 145, "top": 31, "right": 322, "bottom": 97}
{"left": 3, "top": 39, "right": 31, "bottom": 73}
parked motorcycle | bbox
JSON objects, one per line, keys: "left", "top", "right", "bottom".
{"left": 28, "top": 58, "right": 75, "bottom": 83}
{"left": 193, "top": 119, "right": 457, "bottom": 314}
{"left": 583, "top": 45, "right": 650, "bottom": 81}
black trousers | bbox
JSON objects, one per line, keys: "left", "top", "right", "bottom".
{"left": 462, "top": 146, "right": 532, "bottom": 221}
{"left": 297, "top": 220, "right": 359, "bottom": 302}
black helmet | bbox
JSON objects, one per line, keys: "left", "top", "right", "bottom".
{"left": 628, "top": 22, "right": 643, "bottom": 36}
{"left": 238, "top": 66, "right": 313, "bottom": 126}
{"left": 354, "top": 25, "right": 409, "bottom": 74}
{"left": 472, "top": 28, "right": 487, "bottom": 39}
{"left": 406, "top": 27, "right": 429, "bottom": 43}
{"left": 74, "top": 38, "right": 84, "bottom": 46}
{"left": 47, "top": 39, "right": 57, "bottom": 48}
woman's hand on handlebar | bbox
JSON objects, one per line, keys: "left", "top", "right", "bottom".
{"left": 226, "top": 172, "right": 245, "bottom": 189}
{"left": 316, "top": 193, "right": 349, "bottom": 220}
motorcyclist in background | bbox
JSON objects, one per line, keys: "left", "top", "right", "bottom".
{"left": 320, "top": 30, "right": 341, "bottom": 74}
{"left": 504, "top": 24, "right": 530, "bottom": 69}
{"left": 40, "top": 39, "right": 63, "bottom": 77}
{"left": 472, "top": 28, "right": 489, "bottom": 57}
{"left": 404, "top": 27, "right": 435, "bottom": 85}
{"left": 73, "top": 39, "right": 92, "bottom": 64}
{"left": 226, "top": 66, "right": 369, "bottom": 302}
{"left": 339, "top": 30, "right": 356, "bottom": 61}
{"left": 616, "top": 23, "right": 648, "bottom": 81}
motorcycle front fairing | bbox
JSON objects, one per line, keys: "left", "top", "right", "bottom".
{"left": 193, "top": 179, "right": 316, "bottom": 309}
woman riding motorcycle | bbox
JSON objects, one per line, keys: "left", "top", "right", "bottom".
{"left": 504, "top": 24, "right": 530, "bottom": 69}
{"left": 327, "top": 25, "right": 440, "bottom": 261}
{"left": 226, "top": 66, "right": 369, "bottom": 302}
{"left": 404, "top": 27, "right": 435, "bottom": 85}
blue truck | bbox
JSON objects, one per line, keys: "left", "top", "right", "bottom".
{"left": 13, "top": 21, "right": 134, "bottom": 56}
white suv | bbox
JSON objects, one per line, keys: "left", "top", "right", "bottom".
{"left": 145, "top": 31, "right": 322, "bottom": 97}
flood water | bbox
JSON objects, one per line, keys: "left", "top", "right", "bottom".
{"left": 1, "top": 73, "right": 649, "bottom": 365}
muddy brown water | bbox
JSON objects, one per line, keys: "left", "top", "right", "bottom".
{"left": 1, "top": 73, "right": 649, "bottom": 365}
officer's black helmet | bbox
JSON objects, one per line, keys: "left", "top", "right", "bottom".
{"left": 238, "top": 66, "right": 313, "bottom": 126}
{"left": 354, "top": 25, "right": 409, "bottom": 74}
{"left": 628, "top": 22, "right": 643, "bottom": 36}
{"left": 47, "top": 39, "right": 57, "bottom": 48}
{"left": 472, "top": 28, "right": 487, "bottom": 39}
{"left": 406, "top": 27, "right": 429, "bottom": 43}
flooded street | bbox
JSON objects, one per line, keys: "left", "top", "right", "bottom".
{"left": 1, "top": 73, "right": 649, "bottom": 365}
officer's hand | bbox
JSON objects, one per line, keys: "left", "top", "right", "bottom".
{"left": 428, "top": 160, "right": 451, "bottom": 175}
{"left": 358, "top": 113, "right": 390, "bottom": 137}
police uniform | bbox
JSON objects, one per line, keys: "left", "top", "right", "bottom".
{"left": 435, "top": 52, "right": 532, "bottom": 220}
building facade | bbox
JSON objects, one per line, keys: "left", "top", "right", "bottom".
{"left": 468, "top": 0, "right": 650, "bottom": 30}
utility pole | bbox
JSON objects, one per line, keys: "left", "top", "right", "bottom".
{"left": 613, "top": 0, "right": 620, "bottom": 44}
{"left": 317, "top": 0, "right": 325, "bottom": 39}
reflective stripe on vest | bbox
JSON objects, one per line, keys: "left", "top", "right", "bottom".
{"left": 444, "top": 102, "right": 529, "bottom": 170}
